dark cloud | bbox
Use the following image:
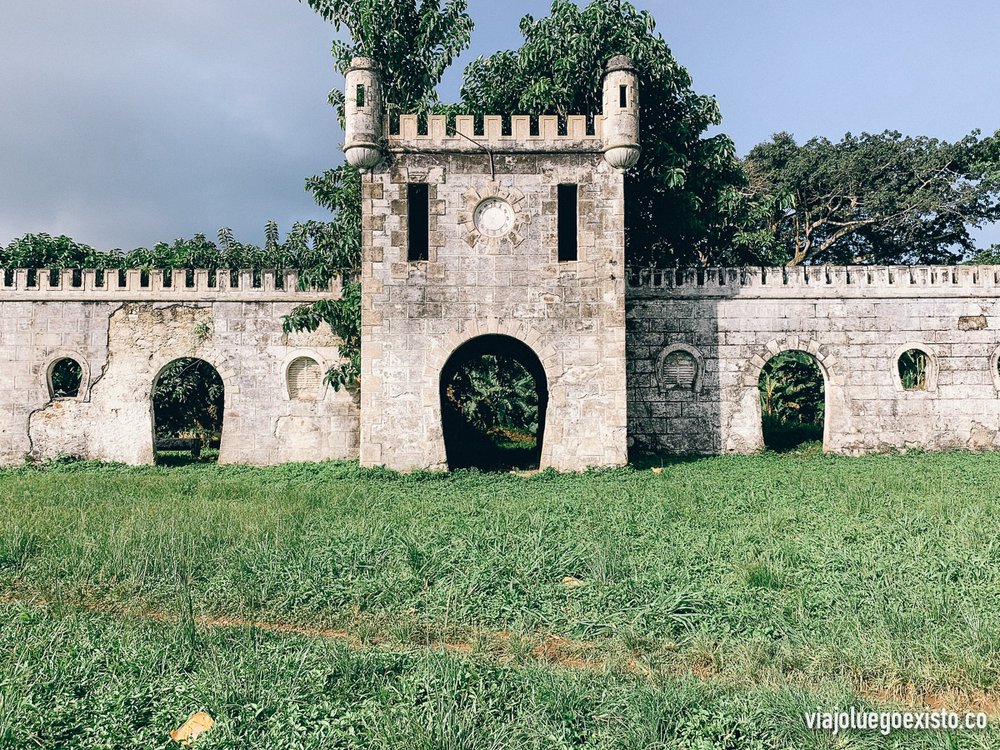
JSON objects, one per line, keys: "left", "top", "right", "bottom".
{"left": 3, "top": 0, "right": 997, "bottom": 251}
{"left": 0, "top": 0, "right": 343, "bottom": 250}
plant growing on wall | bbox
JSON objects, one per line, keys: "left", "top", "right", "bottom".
{"left": 1, "top": 223, "right": 347, "bottom": 278}
{"left": 285, "top": 0, "right": 475, "bottom": 390}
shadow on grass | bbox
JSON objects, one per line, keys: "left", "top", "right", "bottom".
{"left": 763, "top": 423, "right": 823, "bottom": 453}
{"left": 630, "top": 424, "right": 826, "bottom": 470}
{"left": 155, "top": 450, "right": 220, "bottom": 468}
{"left": 628, "top": 453, "right": 716, "bottom": 471}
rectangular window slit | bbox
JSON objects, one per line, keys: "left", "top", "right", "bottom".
{"left": 619, "top": 84, "right": 628, "bottom": 108}
{"left": 407, "top": 183, "right": 429, "bottom": 261}
{"left": 356, "top": 83, "right": 365, "bottom": 108}
{"left": 558, "top": 184, "right": 578, "bottom": 262}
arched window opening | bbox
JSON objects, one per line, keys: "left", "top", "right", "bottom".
{"left": 48, "top": 358, "right": 83, "bottom": 399}
{"left": 440, "top": 335, "right": 548, "bottom": 472}
{"left": 758, "top": 351, "right": 825, "bottom": 452}
{"left": 898, "top": 349, "right": 930, "bottom": 391}
{"left": 287, "top": 356, "right": 322, "bottom": 401}
{"left": 152, "top": 358, "right": 224, "bottom": 465}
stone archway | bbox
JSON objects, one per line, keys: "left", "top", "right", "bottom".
{"left": 726, "top": 338, "right": 840, "bottom": 454}
{"left": 150, "top": 357, "right": 226, "bottom": 464}
{"left": 758, "top": 350, "right": 828, "bottom": 451}
{"left": 438, "top": 334, "right": 548, "bottom": 471}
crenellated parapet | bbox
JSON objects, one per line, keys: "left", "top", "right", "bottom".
{"left": 627, "top": 265, "right": 1000, "bottom": 298}
{"left": 387, "top": 114, "right": 605, "bottom": 153}
{"left": 0, "top": 269, "right": 341, "bottom": 301}
{"left": 343, "top": 55, "right": 640, "bottom": 169}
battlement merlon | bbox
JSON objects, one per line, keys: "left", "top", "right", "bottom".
{"left": 0, "top": 269, "right": 341, "bottom": 302}
{"left": 388, "top": 114, "right": 605, "bottom": 154}
{"left": 626, "top": 265, "right": 1000, "bottom": 299}
{"left": 343, "top": 56, "right": 640, "bottom": 168}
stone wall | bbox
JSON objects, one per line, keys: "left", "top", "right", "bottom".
{"left": 360, "top": 149, "right": 629, "bottom": 472}
{"left": 627, "top": 266, "right": 1000, "bottom": 456}
{"left": 6, "top": 261, "right": 1000, "bottom": 468}
{"left": 0, "top": 270, "right": 359, "bottom": 466}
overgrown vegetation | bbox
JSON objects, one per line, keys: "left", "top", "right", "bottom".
{"left": 444, "top": 356, "right": 539, "bottom": 436}
{"left": 151, "top": 358, "right": 225, "bottom": 455}
{"left": 48, "top": 358, "right": 82, "bottom": 398}
{"left": 758, "top": 352, "right": 825, "bottom": 451}
{"left": 3, "top": 0, "right": 998, "bottom": 440}
{"left": 1, "top": 222, "right": 341, "bottom": 278}
{"left": 442, "top": 354, "right": 541, "bottom": 469}
{"left": 899, "top": 349, "right": 930, "bottom": 391}
{"left": 3, "top": 453, "right": 1000, "bottom": 747}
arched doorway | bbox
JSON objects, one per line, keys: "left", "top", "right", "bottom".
{"left": 151, "top": 358, "right": 225, "bottom": 464}
{"left": 439, "top": 335, "right": 548, "bottom": 471}
{"left": 758, "top": 351, "right": 826, "bottom": 452}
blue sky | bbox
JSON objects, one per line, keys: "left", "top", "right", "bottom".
{"left": 1, "top": 0, "right": 997, "bottom": 251}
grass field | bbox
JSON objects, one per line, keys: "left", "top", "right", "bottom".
{"left": 3, "top": 449, "right": 1000, "bottom": 748}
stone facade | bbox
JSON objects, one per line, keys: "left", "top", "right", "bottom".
{"left": 0, "top": 270, "right": 358, "bottom": 466}
{"left": 4, "top": 59, "right": 1000, "bottom": 469}
{"left": 356, "top": 57, "right": 639, "bottom": 472}
{"left": 358, "top": 151, "right": 629, "bottom": 472}
{"left": 627, "top": 266, "right": 1000, "bottom": 455}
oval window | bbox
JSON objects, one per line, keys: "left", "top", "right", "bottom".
{"left": 48, "top": 358, "right": 83, "bottom": 398}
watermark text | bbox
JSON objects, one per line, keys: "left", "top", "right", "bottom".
{"left": 805, "top": 707, "right": 987, "bottom": 735}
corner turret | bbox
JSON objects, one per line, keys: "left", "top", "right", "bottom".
{"left": 602, "top": 55, "right": 640, "bottom": 170}
{"left": 344, "top": 57, "right": 383, "bottom": 171}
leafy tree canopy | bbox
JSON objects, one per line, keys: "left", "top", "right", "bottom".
{"left": 458, "top": 0, "right": 744, "bottom": 266}
{"left": 736, "top": 130, "right": 1000, "bottom": 266}
{"left": 286, "top": 0, "right": 476, "bottom": 389}
{"left": 152, "top": 358, "right": 225, "bottom": 440}
{"left": 971, "top": 244, "right": 1000, "bottom": 264}
{"left": 1, "top": 223, "right": 343, "bottom": 280}
{"left": 3, "top": 233, "right": 108, "bottom": 269}
{"left": 300, "top": 0, "right": 473, "bottom": 120}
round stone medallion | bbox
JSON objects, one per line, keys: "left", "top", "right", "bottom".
{"left": 473, "top": 197, "right": 515, "bottom": 238}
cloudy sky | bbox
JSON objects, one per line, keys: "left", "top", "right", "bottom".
{"left": 2, "top": 0, "right": 998, "bottom": 251}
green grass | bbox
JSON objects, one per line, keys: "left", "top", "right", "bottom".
{"left": 2, "top": 452, "right": 1000, "bottom": 748}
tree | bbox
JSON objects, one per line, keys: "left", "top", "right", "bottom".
{"left": 970, "top": 244, "right": 1000, "bottom": 264}
{"left": 286, "top": 0, "right": 475, "bottom": 389}
{"left": 2, "top": 233, "right": 117, "bottom": 270}
{"left": 298, "top": 0, "right": 473, "bottom": 122}
{"left": 152, "top": 358, "right": 225, "bottom": 442}
{"left": 458, "top": 0, "right": 745, "bottom": 266}
{"left": 738, "top": 130, "right": 1000, "bottom": 266}
{"left": 443, "top": 355, "right": 540, "bottom": 439}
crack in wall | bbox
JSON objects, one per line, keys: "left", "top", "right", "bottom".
{"left": 86, "top": 303, "right": 125, "bottom": 396}
{"left": 8, "top": 298, "right": 357, "bottom": 466}
{"left": 25, "top": 303, "right": 123, "bottom": 461}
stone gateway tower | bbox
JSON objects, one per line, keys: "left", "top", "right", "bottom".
{"left": 3, "top": 58, "right": 999, "bottom": 468}
{"left": 353, "top": 56, "right": 640, "bottom": 472}
{"left": 0, "top": 57, "right": 1000, "bottom": 464}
